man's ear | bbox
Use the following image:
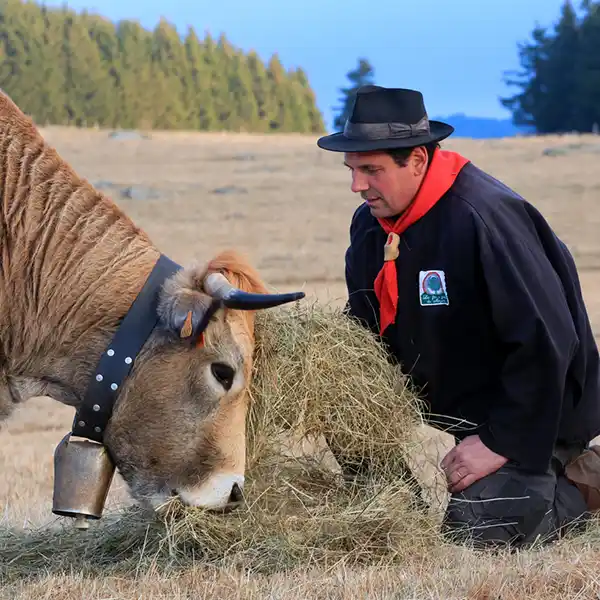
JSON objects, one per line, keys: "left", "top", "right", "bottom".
{"left": 157, "top": 265, "right": 218, "bottom": 342}
{"left": 410, "top": 146, "right": 429, "bottom": 177}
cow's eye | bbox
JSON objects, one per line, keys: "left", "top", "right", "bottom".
{"left": 210, "top": 362, "right": 235, "bottom": 391}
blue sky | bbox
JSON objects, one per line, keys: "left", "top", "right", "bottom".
{"left": 46, "top": 0, "right": 569, "bottom": 130}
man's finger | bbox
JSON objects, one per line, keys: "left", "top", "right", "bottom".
{"left": 449, "top": 473, "right": 477, "bottom": 494}
{"left": 446, "top": 465, "right": 469, "bottom": 489}
{"left": 440, "top": 446, "right": 458, "bottom": 471}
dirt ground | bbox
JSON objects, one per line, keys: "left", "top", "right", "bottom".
{"left": 2, "top": 127, "right": 600, "bottom": 598}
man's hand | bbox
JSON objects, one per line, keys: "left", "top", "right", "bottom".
{"left": 440, "top": 435, "right": 508, "bottom": 494}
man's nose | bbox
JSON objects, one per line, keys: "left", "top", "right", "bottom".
{"left": 351, "top": 172, "right": 369, "bottom": 193}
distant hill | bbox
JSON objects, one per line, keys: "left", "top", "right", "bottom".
{"left": 432, "top": 113, "right": 532, "bottom": 139}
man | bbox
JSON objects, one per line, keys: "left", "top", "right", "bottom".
{"left": 316, "top": 85, "right": 600, "bottom": 549}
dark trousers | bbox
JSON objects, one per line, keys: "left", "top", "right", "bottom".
{"left": 441, "top": 441, "right": 591, "bottom": 549}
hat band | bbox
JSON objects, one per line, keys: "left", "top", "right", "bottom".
{"left": 343, "top": 115, "right": 430, "bottom": 140}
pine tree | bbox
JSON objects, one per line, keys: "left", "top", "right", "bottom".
{"left": 151, "top": 18, "right": 189, "bottom": 129}
{"left": 500, "top": 25, "right": 553, "bottom": 131}
{"left": 115, "top": 20, "right": 155, "bottom": 129}
{"left": 573, "top": 1, "right": 600, "bottom": 131}
{"left": 210, "top": 33, "right": 238, "bottom": 129}
{"left": 227, "top": 53, "right": 260, "bottom": 131}
{"left": 184, "top": 26, "right": 217, "bottom": 130}
{"left": 266, "top": 53, "right": 292, "bottom": 131}
{"left": 86, "top": 12, "right": 121, "bottom": 127}
{"left": 543, "top": 0, "right": 580, "bottom": 132}
{"left": 246, "top": 50, "right": 277, "bottom": 132}
{"left": 0, "top": 0, "right": 46, "bottom": 119}
{"left": 501, "top": 0, "right": 600, "bottom": 134}
{"left": 332, "top": 58, "right": 375, "bottom": 131}
{"left": 292, "top": 67, "right": 326, "bottom": 133}
{"left": 61, "top": 8, "right": 114, "bottom": 127}
{"left": 39, "top": 4, "right": 69, "bottom": 124}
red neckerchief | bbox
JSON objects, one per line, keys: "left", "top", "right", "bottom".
{"left": 373, "top": 149, "right": 470, "bottom": 336}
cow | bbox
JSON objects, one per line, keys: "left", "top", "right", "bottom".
{"left": 0, "top": 89, "right": 304, "bottom": 515}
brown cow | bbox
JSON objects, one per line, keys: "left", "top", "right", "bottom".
{"left": 0, "top": 89, "right": 303, "bottom": 512}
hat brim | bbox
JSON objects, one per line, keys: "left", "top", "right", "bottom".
{"left": 316, "top": 120, "right": 454, "bottom": 152}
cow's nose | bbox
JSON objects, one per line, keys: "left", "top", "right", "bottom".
{"left": 219, "top": 482, "right": 244, "bottom": 513}
{"left": 229, "top": 482, "right": 243, "bottom": 504}
{"left": 175, "top": 474, "right": 245, "bottom": 512}
{"left": 210, "top": 362, "right": 236, "bottom": 391}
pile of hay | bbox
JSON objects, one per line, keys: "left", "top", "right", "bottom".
{"left": 0, "top": 300, "right": 440, "bottom": 581}
{"left": 248, "top": 298, "right": 427, "bottom": 478}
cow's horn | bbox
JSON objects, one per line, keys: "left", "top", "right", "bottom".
{"left": 204, "top": 272, "right": 305, "bottom": 310}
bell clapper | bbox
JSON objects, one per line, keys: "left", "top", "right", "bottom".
{"left": 74, "top": 515, "right": 90, "bottom": 530}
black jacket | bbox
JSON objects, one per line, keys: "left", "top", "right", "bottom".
{"left": 345, "top": 161, "right": 600, "bottom": 473}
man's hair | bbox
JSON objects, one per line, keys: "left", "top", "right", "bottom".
{"left": 386, "top": 142, "right": 440, "bottom": 167}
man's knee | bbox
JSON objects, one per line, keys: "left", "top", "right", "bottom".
{"left": 442, "top": 493, "right": 551, "bottom": 549}
{"left": 441, "top": 465, "right": 558, "bottom": 549}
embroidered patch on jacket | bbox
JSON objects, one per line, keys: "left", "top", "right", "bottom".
{"left": 419, "top": 270, "right": 449, "bottom": 306}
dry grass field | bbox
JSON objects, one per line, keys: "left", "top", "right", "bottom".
{"left": 2, "top": 126, "right": 600, "bottom": 598}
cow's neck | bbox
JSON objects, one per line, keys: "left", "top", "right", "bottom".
{"left": 0, "top": 114, "right": 161, "bottom": 417}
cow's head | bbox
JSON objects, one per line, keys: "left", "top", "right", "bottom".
{"left": 97, "top": 250, "right": 287, "bottom": 511}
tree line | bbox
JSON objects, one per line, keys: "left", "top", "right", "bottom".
{"left": 0, "top": 0, "right": 325, "bottom": 133}
{"left": 501, "top": 0, "right": 600, "bottom": 134}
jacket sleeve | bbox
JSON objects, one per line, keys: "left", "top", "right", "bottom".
{"left": 344, "top": 244, "right": 379, "bottom": 336}
{"left": 343, "top": 209, "right": 380, "bottom": 336}
{"left": 474, "top": 208, "right": 580, "bottom": 473}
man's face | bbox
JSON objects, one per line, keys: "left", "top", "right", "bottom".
{"left": 343, "top": 148, "right": 428, "bottom": 219}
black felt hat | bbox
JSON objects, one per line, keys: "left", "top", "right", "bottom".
{"left": 317, "top": 85, "right": 454, "bottom": 152}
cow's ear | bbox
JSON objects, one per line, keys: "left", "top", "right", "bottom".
{"left": 157, "top": 265, "right": 216, "bottom": 342}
